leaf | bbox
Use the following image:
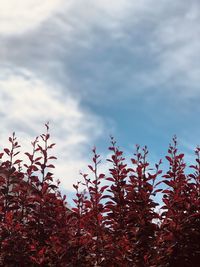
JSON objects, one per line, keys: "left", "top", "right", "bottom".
{"left": 31, "top": 165, "right": 39, "bottom": 172}
{"left": 101, "top": 195, "right": 110, "bottom": 199}
{"left": 48, "top": 143, "right": 56, "bottom": 148}
{"left": 48, "top": 156, "right": 57, "bottom": 160}
{"left": 14, "top": 159, "right": 22, "bottom": 164}
{"left": 42, "top": 183, "right": 49, "bottom": 194}
{"left": 72, "top": 208, "right": 78, "bottom": 213}
{"left": 131, "top": 158, "right": 138, "bottom": 164}
{"left": 166, "top": 156, "right": 172, "bottom": 162}
{"left": 153, "top": 189, "right": 163, "bottom": 193}
{"left": 106, "top": 177, "right": 115, "bottom": 182}
{"left": 189, "top": 164, "right": 197, "bottom": 169}
{"left": 25, "top": 152, "right": 33, "bottom": 161}
{"left": 162, "top": 189, "right": 172, "bottom": 194}
{"left": 73, "top": 184, "right": 78, "bottom": 190}
{"left": 49, "top": 184, "right": 58, "bottom": 190}
{"left": 34, "top": 157, "right": 42, "bottom": 162}
{"left": 30, "top": 176, "right": 39, "bottom": 183}
{"left": 178, "top": 153, "right": 184, "bottom": 159}
{"left": 47, "top": 164, "right": 55, "bottom": 168}
{"left": 163, "top": 180, "right": 172, "bottom": 187}
{"left": 88, "top": 165, "right": 94, "bottom": 172}
{"left": 35, "top": 162, "right": 42, "bottom": 166}
{"left": 99, "top": 173, "right": 105, "bottom": 179}
{"left": 100, "top": 185, "right": 109, "bottom": 193}
{"left": 73, "top": 199, "right": 78, "bottom": 204}
{"left": 4, "top": 148, "right": 10, "bottom": 155}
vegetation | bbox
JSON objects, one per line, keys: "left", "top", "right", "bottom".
{"left": 0, "top": 125, "right": 200, "bottom": 266}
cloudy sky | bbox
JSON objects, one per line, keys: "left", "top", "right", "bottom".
{"left": 1, "top": 0, "right": 200, "bottom": 201}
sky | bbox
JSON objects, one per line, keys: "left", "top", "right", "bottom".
{"left": 1, "top": 0, "right": 200, "bottom": 202}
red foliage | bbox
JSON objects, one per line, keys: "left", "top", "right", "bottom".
{"left": 0, "top": 129, "right": 200, "bottom": 266}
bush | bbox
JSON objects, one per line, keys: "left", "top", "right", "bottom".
{"left": 0, "top": 127, "right": 200, "bottom": 266}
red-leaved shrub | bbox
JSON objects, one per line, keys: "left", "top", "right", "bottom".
{"left": 0, "top": 127, "right": 200, "bottom": 266}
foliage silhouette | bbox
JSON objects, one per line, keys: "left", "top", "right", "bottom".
{"left": 0, "top": 128, "right": 200, "bottom": 266}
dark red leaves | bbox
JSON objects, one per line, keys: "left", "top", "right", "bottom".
{"left": 46, "top": 164, "right": 55, "bottom": 168}
{"left": 13, "top": 159, "right": 22, "bottom": 165}
{"left": 25, "top": 152, "right": 33, "bottom": 161}
{"left": 166, "top": 155, "right": 172, "bottom": 162}
{"left": 4, "top": 148, "right": 10, "bottom": 155}
{"left": 106, "top": 177, "right": 115, "bottom": 182}
{"left": 1, "top": 131, "right": 200, "bottom": 266}
{"left": 48, "top": 156, "right": 57, "bottom": 160}
{"left": 88, "top": 165, "right": 94, "bottom": 172}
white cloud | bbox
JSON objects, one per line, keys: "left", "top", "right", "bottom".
{"left": 1, "top": 0, "right": 200, "bottom": 102}
{"left": 143, "top": 2, "right": 200, "bottom": 98}
{"left": 0, "top": 68, "right": 104, "bottom": 190}
{"left": 50, "top": 0, "right": 200, "bottom": 101}
{"left": 1, "top": 0, "right": 200, "bottom": 189}
{"left": 0, "top": 0, "right": 65, "bottom": 35}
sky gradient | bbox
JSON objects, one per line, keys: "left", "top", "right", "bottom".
{"left": 1, "top": 1, "right": 200, "bottom": 201}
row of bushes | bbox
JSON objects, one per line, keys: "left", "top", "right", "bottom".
{"left": 0, "top": 125, "right": 200, "bottom": 266}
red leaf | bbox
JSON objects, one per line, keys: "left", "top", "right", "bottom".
{"left": 153, "top": 189, "right": 163, "bottom": 193}
{"left": 14, "top": 159, "right": 22, "bottom": 164}
{"left": 48, "top": 156, "right": 57, "bottom": 160}
{"left": 48, "top": 143, "right": 56, "bottom": 148}
{"left": 178, "top": 153, "right": 184, "bottom": 159}
{"left": 73, "top": 184, "right": 78, "bottom": 190}
{"left": 88, "top": 165, "right": 94, "bottom": 172}
{"left": 25, "top": 152, "right": 33, "bottom": 161}
{"left": 100, "top": 185, "right": 109, "bottom": 193}
{"left": 163, "top": 180, "right": 172, "bottom": 187}
{"left": 99, "top": 173, "right": 105, "bottom": 179}
{"left": 72, "top": 208, "right": 78, "bottom": 213}
{"left": 162, "top": 189, "right": 172, "bottom": 194}
{"left": 4, "top": 148, "right": 10, "bottom": 155}
{"left": 106, "top": 177, "right": 115, "bottom": 182}
{"left": 166, "top": 156, "right": 172, "bottom": 162}
{"left": 47, "top": 164, "right": 55, "bottom": 168}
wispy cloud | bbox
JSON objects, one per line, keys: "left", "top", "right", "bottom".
{"left": 1, "top": 0, "right": 200, "bottom": 192}
{"left": 2, "top": 1, "right": 200, "bottom": 101}
{"left": 0, "top": 0, "right": 64, "bottom": 35}
{"left": 0, "top": 68, "right": 104, "bottom": 190}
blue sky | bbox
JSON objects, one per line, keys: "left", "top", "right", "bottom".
{"left": 0, "top": 1, "right": 200, "bottom": 201}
